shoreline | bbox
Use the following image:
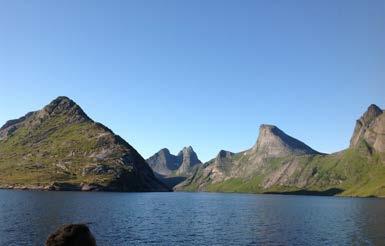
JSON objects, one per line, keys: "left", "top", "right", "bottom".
{"left": 0, "top": 182, "right": 172, "bottom": 192}
{"left": 1, "top": 185, "right": 382, "bottom": 198}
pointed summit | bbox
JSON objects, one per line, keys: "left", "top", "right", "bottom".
{"left": 42, "top": 96, "right": 90, "bottom": 123}
{"left": 147, "top": 148, "right": 181, "bottom": 175}
{"left": 177, "top": 146, "right": 195, "bottom": 157}
{"left": 350, "top": 104, "right": 384, "bottom": 152}
{"left": 358, "top": 104, "right": 382, "bottom": 127}
{"left": 0, "top": 96, "right": 90, "bottom": 141}
{"left": 252, "top": 124, "right": 320, "bottom": 157}
{"left": 176, "top": 146, "right": 201, "bottom": 175}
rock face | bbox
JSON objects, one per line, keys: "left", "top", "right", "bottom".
{"left": 0, "top": 96, "right": 170, "bottom": 192}
{"left": 252, "top": 125, "right": 320, "bottom": 157}
{"left": 350, "top": 104, "right": 384, "bottom": 153}
{"left": 147, "top": 146, "right": 201, "bottom": 177}
{"left": 146, "top": 148, "right": 181, "bottom": 175}
{"left": 177, "top": 104, "right": 385, "bottom": 197}
{"left": 175, "top": 146, "right": 202, "bottom": 175}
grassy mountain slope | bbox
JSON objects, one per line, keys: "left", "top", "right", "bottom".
{"left": 177, "top": 105, "right": 385, "bottom": 197}
{"left": 180, "top": 148, "right": 385, "bottom": 197}
{"left": 0, "top": 97, "right": 169, "bottom": 191}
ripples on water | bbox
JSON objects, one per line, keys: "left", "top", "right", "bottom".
{"left": 0, "top": 190, "right": 384, "bottom": 245}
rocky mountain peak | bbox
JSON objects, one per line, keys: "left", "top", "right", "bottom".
{"left": 178, "top": 146, "right": 194, "bottom": 155}
{"left": 147, "top": 146, "right": 202, "bottom": 176}
{"left": 361, "top": 104, "right": 383, "bottom": 126}
{"left": 350, "top": 104, "right": 384, "bottom": 152}
{"left": 176, "top": 146, "right": 201, "bottom": 175}
{"left": 178, "top": 146, "right": 199, "bottom": 160}
{"left": 252, "top": 124, "right": 319, "bottom": 157}
{"left": 147, "top": 148, "right": 181, "bottom": 175}
{"left": 0, "top": 96, "right": 91, "bottom": 141}
{"left": 42, "top": 96, "right": 90, "bottom": 122}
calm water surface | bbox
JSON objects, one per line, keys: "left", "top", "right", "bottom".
{"left": 0, "top": 190, "right": 385, "bottom": 245}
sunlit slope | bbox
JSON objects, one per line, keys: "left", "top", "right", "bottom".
{"left": 177, "top": 105, "right": 385, "bottom": 197}
{"left": 0, "top": 97, "right": 169, "bottom": 191}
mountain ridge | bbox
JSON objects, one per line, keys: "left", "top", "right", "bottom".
{"left": 1, "top": 98, "right": 384, "bottom": 196}
{"left": 177, "top": 104, "right": 385, "bottom": 197}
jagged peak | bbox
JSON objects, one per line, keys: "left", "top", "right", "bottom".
{"left": 359, "top": 104, "right": 383, "bottom": 127}
{"left": 367, "top": 104, "right": 382, "bottom": 112}
{"left": 0, "top": 97, "right": 93, "bottom": 141}
{"left": 45, "top": 96, "right": 73, "bottom": 109}
{"left": 253, "top": 124, "right": 319, "bottom": 157}
{"left": 42, "top": 96, "right": 91, "bottom": 121}
{"left": 1, "top": 97, "right": 84, "bottom": 131}
{"left": 178, "top": 146, "right": 195, "bottom": 156}
{"left": 350, "top": 104, "right": 384, "bottom": 150}
{"left": 183, "top": 145, "right": 194, "bottom": 151}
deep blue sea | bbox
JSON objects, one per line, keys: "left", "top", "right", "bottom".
{"left": 1, "top": 190, "right": 385, "bottom": 245}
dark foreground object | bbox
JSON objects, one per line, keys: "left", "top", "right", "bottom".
{"left": 45, "top": 224, "right": 96, "bottom": 246}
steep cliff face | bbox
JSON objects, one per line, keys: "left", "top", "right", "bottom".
{"left": 252, "top": 124, "right": 320, "bottom": 157}
{"left": 0, "top": 97, "right": 170, "bottom": 191}
{"left": 350, "top": 104, "right": 384, "bottom": 153}
{"left": 146, "top": 148, "right": 181, "bottom": 175}
{"left": 177, "top": 105, "right": 385, "bottom": 197}
{"left": 175, "top": 146, "right": 201, "bottom": 175}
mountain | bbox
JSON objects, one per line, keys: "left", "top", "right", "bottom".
{"left": 0, "top": 96, "right": 170, "bottom": 192}
{"left": 146, "top": 148, "right": 181, "bottom": 175}
{"left": 175, "top": 146, "right": 202, "bottom": 175}
{"left": 177, "top": 104, "right": 385, "bottom": 197}
{"left": 252, "top": 124, "right": 320, "bottom": 157}
{"left": 146, "top": 146, "right": 202, "bottom": 188}
{"left": 147, "top": 146, "right": 202, "bottom": 176}
{"left": 350, "top": 104, "right": 385, "bottom": 154}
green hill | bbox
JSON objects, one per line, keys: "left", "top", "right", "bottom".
{"left": 0, "top": 97, "right": 169, "bottom": 191}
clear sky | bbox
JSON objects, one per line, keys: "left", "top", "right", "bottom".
{"left": 0, "top": 1, "right": 384, "bottom": 161}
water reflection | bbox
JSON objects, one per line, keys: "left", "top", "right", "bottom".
{"left": 0, "top": 190, "right": 385, "bottom": 245}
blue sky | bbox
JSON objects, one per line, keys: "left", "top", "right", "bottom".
{"left": 0, "top": 0, "right": 384, "bottom": 161}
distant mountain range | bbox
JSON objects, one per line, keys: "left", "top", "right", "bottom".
{"left": 1, "top": 97, "right": 384, "bottom": 197}
{"left": 146, "top": 146, "right": 202, "bottom": 189}
{"left": 147, "top": 146, "right": 202, "bottom": 176}
{"left": 0, "top": 97, "right": 169, "bottom": 191}
{"left": 175, "top": 104, "right": 385, "bottom": 197}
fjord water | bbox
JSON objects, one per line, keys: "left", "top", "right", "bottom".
{"left": 1, "top": 191, "right": 385, "bottom": 246}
